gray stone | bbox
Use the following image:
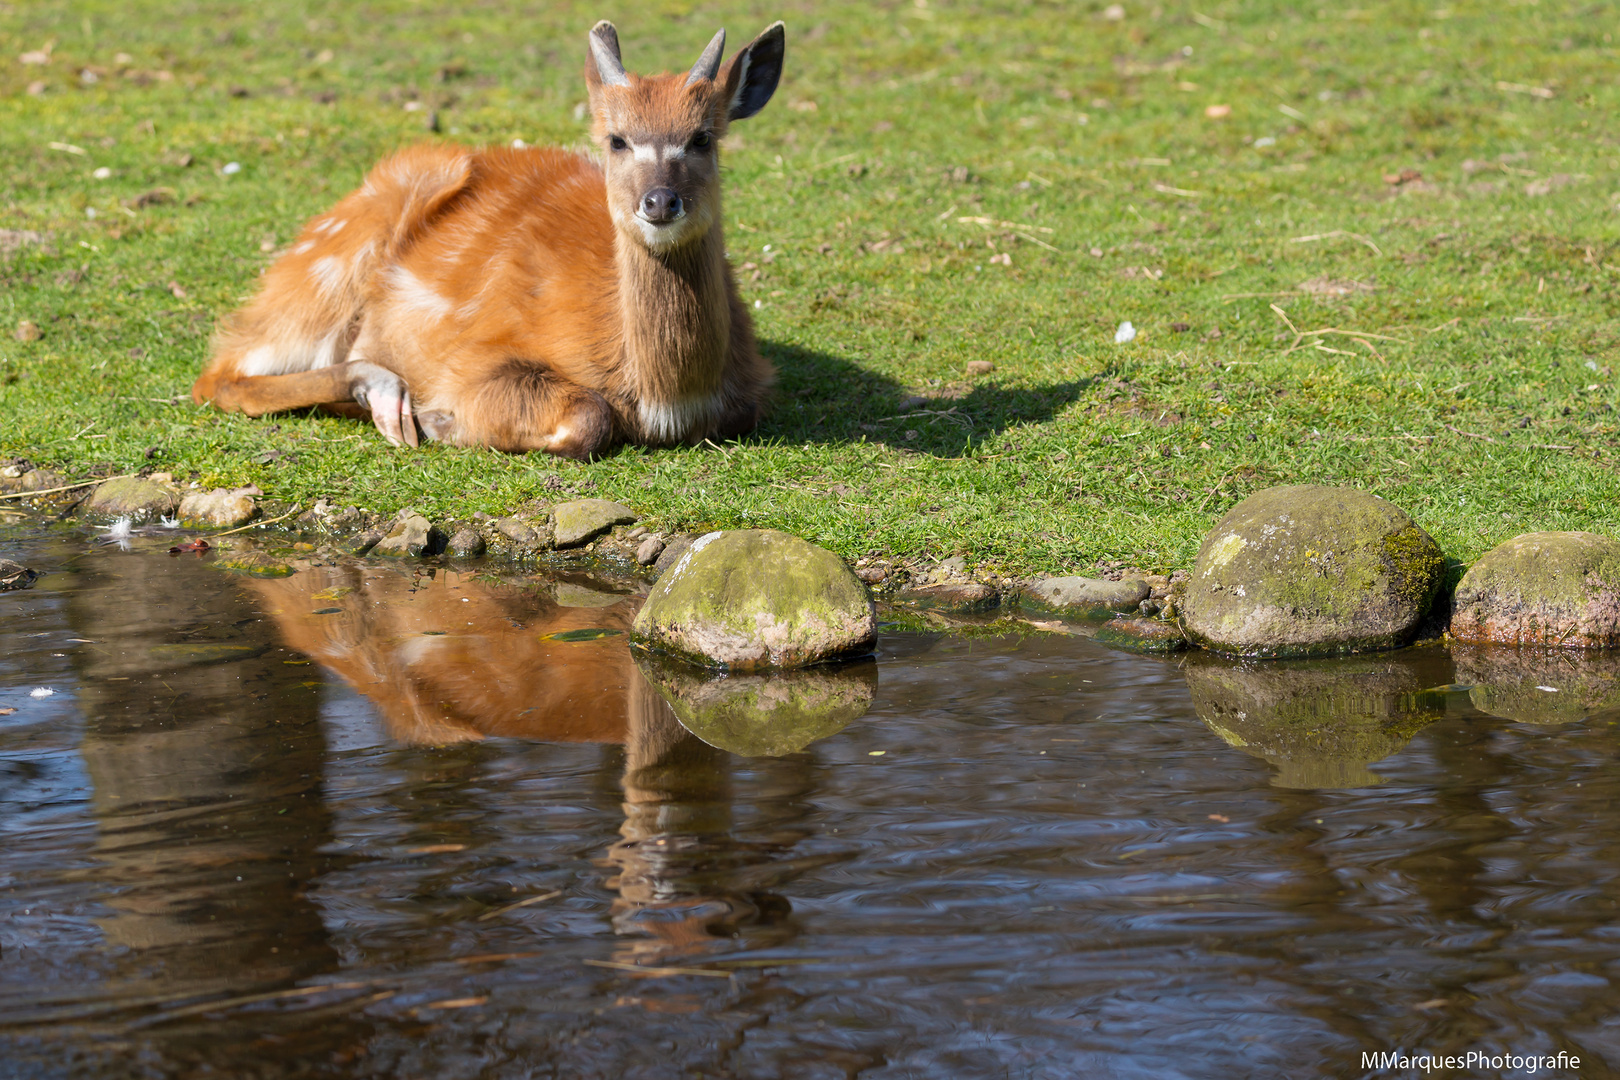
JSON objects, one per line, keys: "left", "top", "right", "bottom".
{"left": 1182, "top": 484, "right": 1444, "bottom": 658}
{"left": 635, "top": 535, "right": 665, "bottom": 566}
{"left": 1453, "top": 644, "right": 1620, "bottom": 725}
{"left": 446, "top": 527, "right": 486, "bottom": 559}
{"left": 633, "top": 529, "right": 877, "bottom": 671}
{"left": 1449, "top": 531, "right": 1620, "bottom": 648}
{"left": 81, "top": 476, "right": 179, "bottom": 524}
{"left": 0, "top": 558, "right": 37, "bottom": 591}
{"left": 553, "top": 499, "right": 637, "bottom": 548}
{"left": 493, "top": 516, "right": 537, "bottom": 545}
{"left": 1183, "top": 653, "right": 1444, "bottom": 789}
{"left": 1022, "top": 575, "right": 1149, "bottom": 618}
{"left": 653, "top": 533, "right": 695, "bottom": 576}
{"left": 637, "top": 654, "right": 876, "bottom": 757}
{"left": 897, "top": 581, "right": 1000, "bottom": 613}
{"left": 19, "top": 469, "right": 66, "bottom": 494}
{"left": 346, "top": 530, "right": 383, "bottom": 556}
{"left": 178, "top": 488, "right": 257, "bottom": 529}
{"left": 372, "top": 514, "right": 438, "bottom": 557}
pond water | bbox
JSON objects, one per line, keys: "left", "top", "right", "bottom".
{"left": 3, "top": 514, "right": 1618, "bottom": 1079}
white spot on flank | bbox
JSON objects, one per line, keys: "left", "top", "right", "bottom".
{"left": 327, "top": 218, "right": 347, "bottom": 235}
{"left": 240, "top": 344, "right": 280, "bottom": 376}
{"left": 293, "top": 240, "right": 315, "bottom": 255}
{"left": 385, "top": 265, "right": 453, "bottom": 321}
{"left": 310, "top": 255, "right": 347, "bottom": 297}
{"left": 638, "top": 395, "right": 719, "bottom": 442}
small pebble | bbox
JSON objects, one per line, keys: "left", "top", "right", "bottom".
{"left": 636, "top": 535, "right": 666, "bottom": 566}
{"left": 965, "top": 360, "right": 995, "bottom": 376}
{"left": 14, "top": 320, "right": 41, "bottom": 342}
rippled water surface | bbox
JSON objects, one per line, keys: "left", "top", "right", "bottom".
{"left": 4, "top": 515, "right": 1620, "bottom": 1079}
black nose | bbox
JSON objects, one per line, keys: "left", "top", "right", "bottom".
{"left": 640, "top": 188, "right": 683, "bottom": 223}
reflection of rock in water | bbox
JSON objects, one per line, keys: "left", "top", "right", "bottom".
{"left": 605, "top": 679, "right": 843, "bottom": 966}
{"left": 1184, "top": 654, "right": 1447, "bottom": 789}
{"left": 636, "top": 653, "right": 876, "bottom": 757}
{"left": 1453, "top": 645, "right": 1620, "bottom": 725}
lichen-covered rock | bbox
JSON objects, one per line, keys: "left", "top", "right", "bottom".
{"left": 0, "top": 558, "right": 38, "bottom": 591}
{"left": 1095, "top": 615, "right": 1189, "bottom": 654}
{"left": 1021, "top": 576, "right": 1149, "bottom": 619}
{"left": 896, "top": 581, "right": 1001, "bottom": 613}
{"left": 372, "top": 514, "right": 439, "bottom": 557}
{"left": 632, "top": 529, "right": 876, "bottom": 670}
{"left": 178, "top": 488, "right": 257, "bottom": 529}
{"left": 445, "top": 527, "right": 486, "bottom": 559}
{"left": 1449, "top": 531, "right": 1620, "bottom": 648}
{"left": 81, "top": 476, "right": 179, "bottom": 524}
{"left": 1183, "top": 653, "right": 1445, "bottom": 788}
{"left": 553, "top": 499, "right": 637, "bottom": 548}
{"left": 637, "top": 654, "right": 875, "bottom": 756}
{"left": 1182, "top": 484, "right": 1444, "bottom": 658}
{"left": 1453, "top": 644, "right": 1620, "bottom": 725}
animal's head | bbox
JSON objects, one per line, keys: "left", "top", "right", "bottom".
{"left": 584, "top": 21, "right": 784, "bottom": 254}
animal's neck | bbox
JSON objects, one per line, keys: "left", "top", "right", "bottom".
{"left": 616, "top": 225, "right": 731, "bottom": 407}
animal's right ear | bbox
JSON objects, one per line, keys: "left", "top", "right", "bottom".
{"left": 719, "top": 21, "right": 784, "bottom": 121}
{"left": 585, "top": 20, "right": 629, "bottom": 91}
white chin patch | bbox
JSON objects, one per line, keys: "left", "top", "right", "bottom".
{"left": 634, "top": 214, "right": 689, "bottom": 249}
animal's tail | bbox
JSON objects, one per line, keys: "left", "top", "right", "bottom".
{"left": 193, "top": 146, "right": 473, "bottom": 403}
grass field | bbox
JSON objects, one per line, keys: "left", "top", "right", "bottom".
{"left": 1, "top": 0, "right": 1617, "bottom": 577}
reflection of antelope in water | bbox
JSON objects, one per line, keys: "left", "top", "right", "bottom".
{"left": 247, "top": 564, "right": 821, "bottom": 962}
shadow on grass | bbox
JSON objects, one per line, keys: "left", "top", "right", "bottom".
{"left": 754, "top": 340, "right": 1094, "bottom": 457}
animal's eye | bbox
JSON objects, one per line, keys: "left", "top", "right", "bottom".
{"left": 609, "top": 135, "right": 628, "bottom": 152}
{"left": 690, "top": 131, "right": 712, "bottom": 150}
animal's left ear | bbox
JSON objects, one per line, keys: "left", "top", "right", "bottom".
{"left": 719, "top": 22, "right": 785, "bottom": 121}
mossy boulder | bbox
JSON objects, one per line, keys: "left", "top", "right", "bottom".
{"left": 552, "top": 499, "right": 637, "bottom": 548}
{"left": 1449, "top": 531, "right": 1620, "bottom": 648}
{"left": 636, "top": 654, "right": 876, "bottom": 756}
{"left": 632, "top": 529, "right": 876, "bottom": 670}
{"left": 1182, "top": 485, "right": 1444, "bottom": 658}
{"left": 1183, "top": 653, "right": 1446, "bottom": 788}
{"left": 81, "top": 476, "right": 179, "bottom": 524}
{"left": 1452, "top": 644, "right": 1620, "bottom": 724}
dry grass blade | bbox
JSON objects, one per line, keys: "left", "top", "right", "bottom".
{"left": 0, "top": 473, "right": 138, "bottom": 500}
{"left": 477, "top": 889, "right": 564, "bottom": 921}
{"left": 208, "top": 505, "right": 301, "bottom": 538}
{"left": 1289, "top": 229, "right": 1383, "bottom": 257}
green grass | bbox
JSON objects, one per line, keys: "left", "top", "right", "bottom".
{"left": 1, "top": 0, "right": 1618, "bottom": 576}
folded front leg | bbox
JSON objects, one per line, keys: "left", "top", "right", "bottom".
{"left": 201, "top": 359, "right": 423, "bottom": 448}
